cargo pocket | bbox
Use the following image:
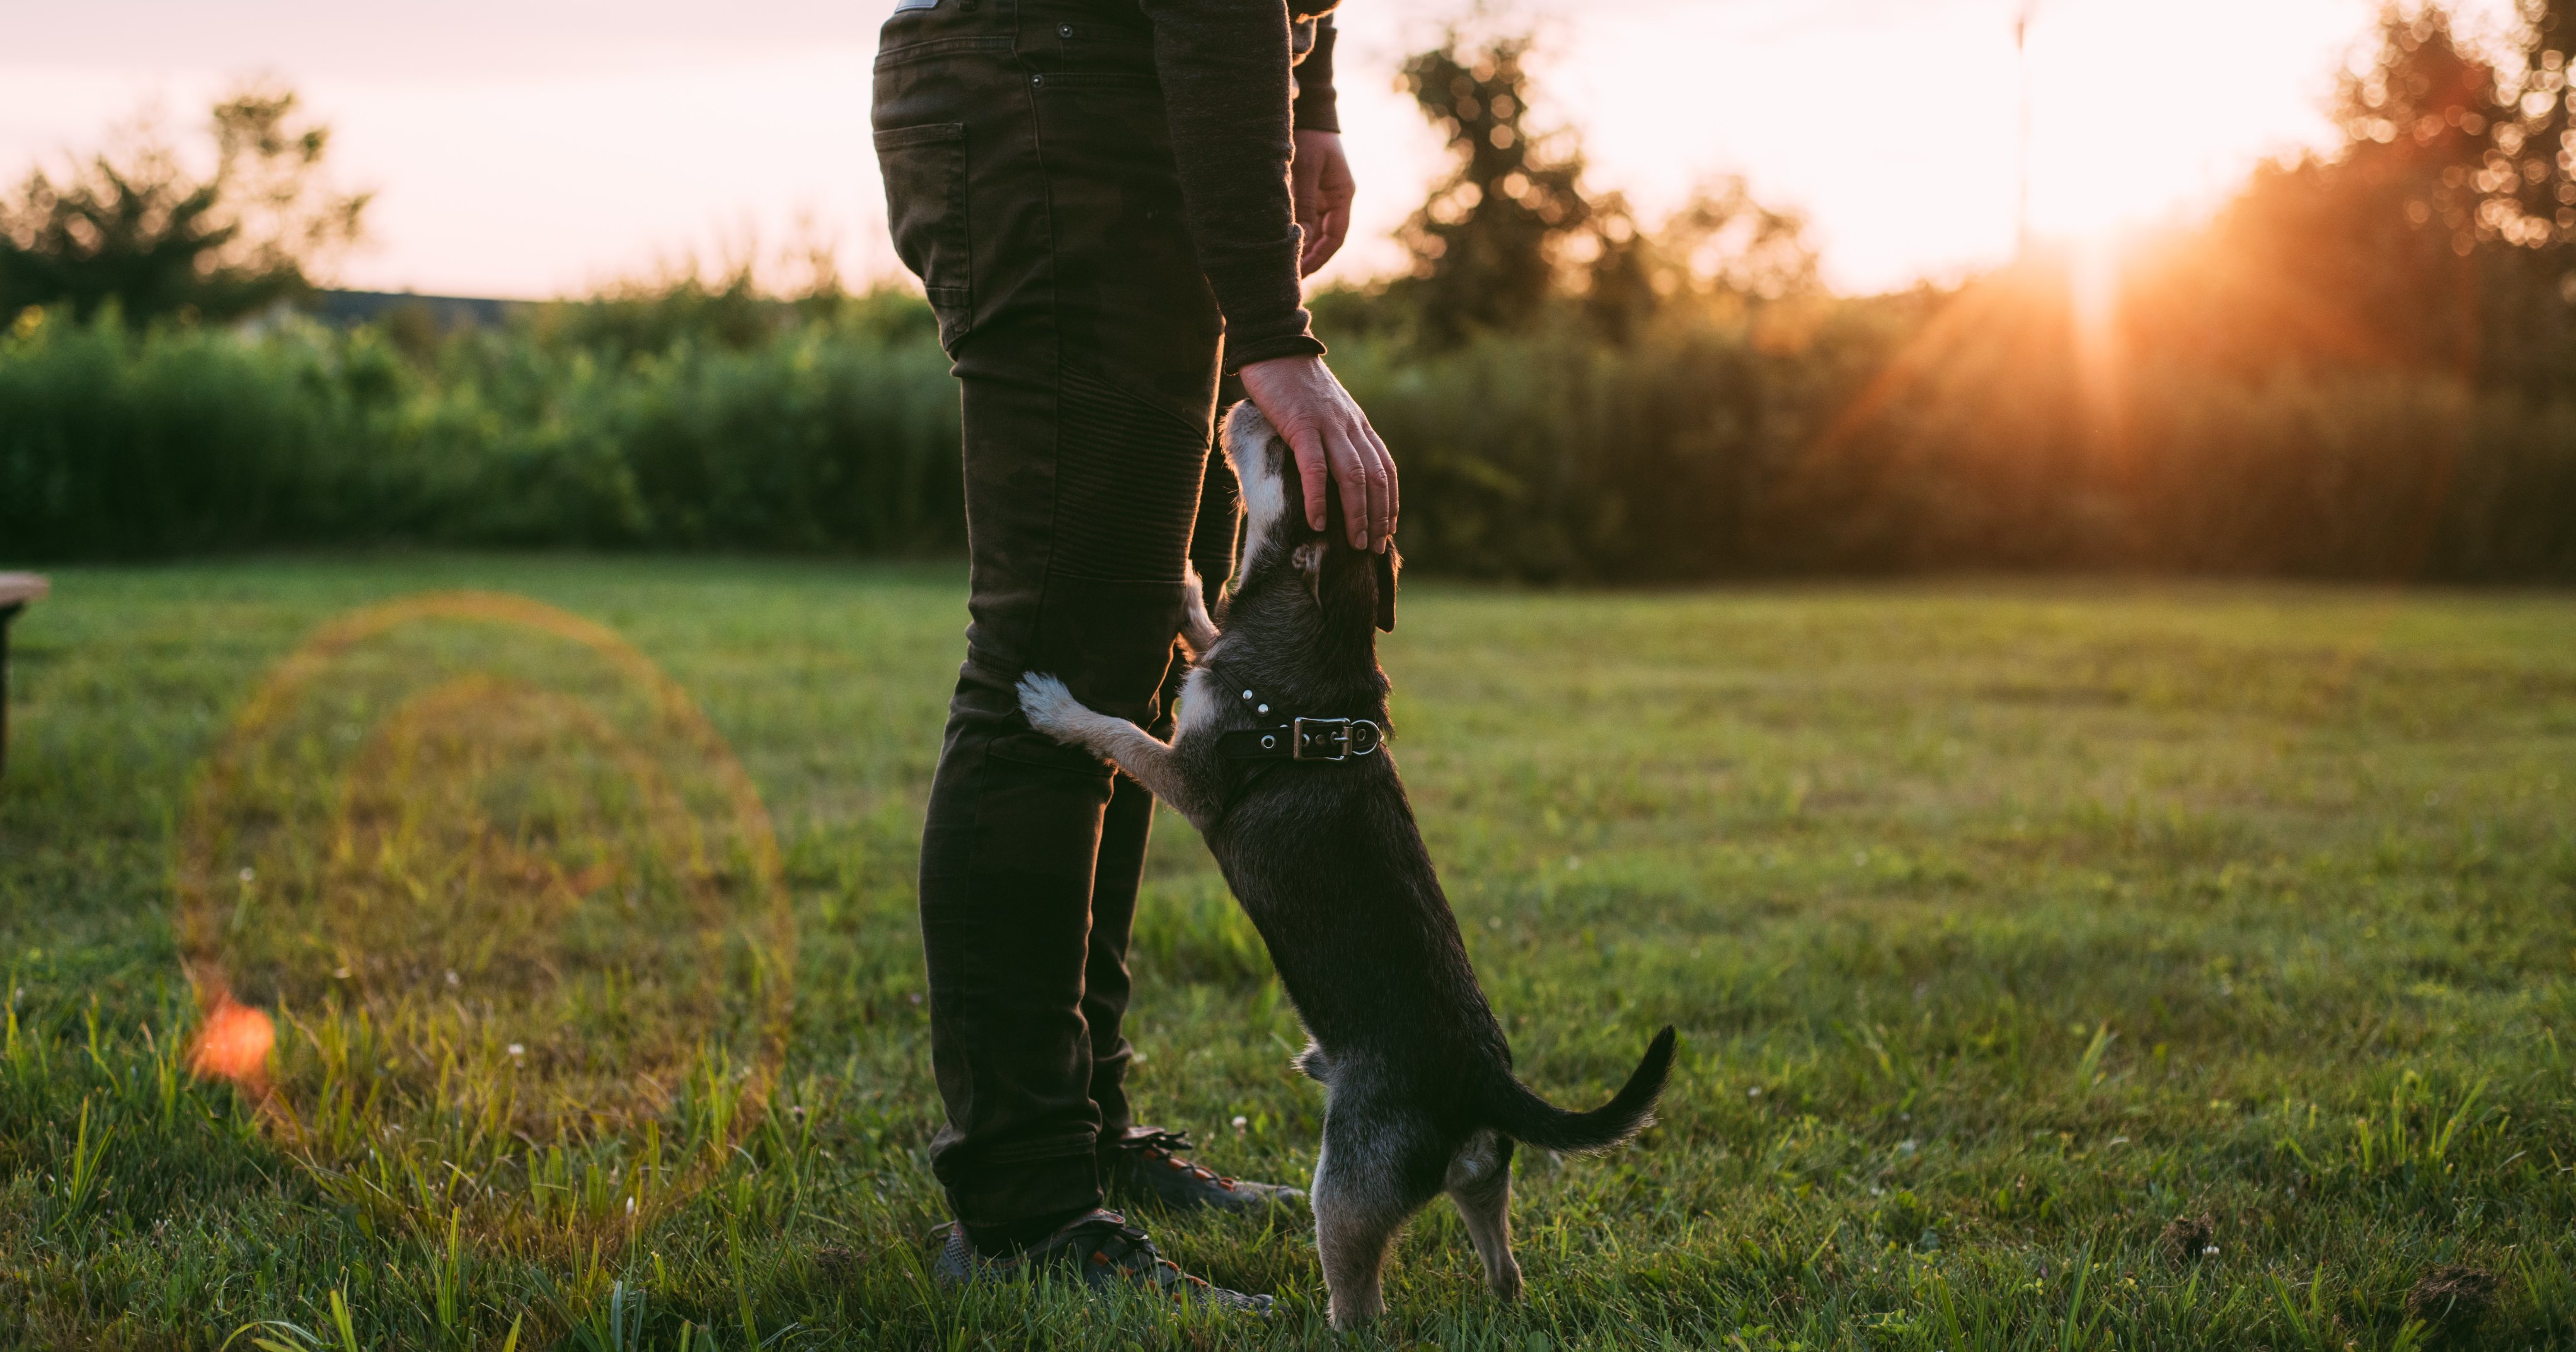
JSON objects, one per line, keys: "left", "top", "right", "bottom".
{"left": 874, "top": 122, "right": 973, "bottom": 351}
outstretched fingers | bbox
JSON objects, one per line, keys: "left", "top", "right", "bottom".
{"left": 1294, "top": 421, "right": 1396, "bottom": 552}
{"left": 1237, "top": 354, "right": 1399, "bottom": 553}
{"left": 1367, "top": 421, "right": 1399, "bottom": 547}
{"left": 1331, "top": 427, "right": 1376, "bottom": 551}
{"left": 1291, "top": 426, "right": 1333, "bottom": 539}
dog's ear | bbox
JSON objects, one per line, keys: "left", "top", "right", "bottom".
{"left": 1292, "top": 542, "right": 1326, "bottom": 610}
{"left": 1372, "top": 540, "right": 1399, "bottom": 632}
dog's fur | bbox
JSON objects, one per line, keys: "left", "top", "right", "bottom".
{"left": 1018, "top": 403, "right": 1677, "bottom": 1328}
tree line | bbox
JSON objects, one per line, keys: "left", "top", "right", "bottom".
{"left": 3, "top": 6, "right": 2572, "bottom": 578}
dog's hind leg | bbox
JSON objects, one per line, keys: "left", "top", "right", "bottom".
{"left": 1445, "top": 1130, "right": 1522, "bottom": 1302}
{"left": 1016, "top": 673, "right": 1207, "bottom": 819}
{"left": 1311, "top": 1107, "right": 1430, "bottom": 1330}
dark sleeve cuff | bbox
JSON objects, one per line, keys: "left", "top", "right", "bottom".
{"left": 1202, "top": 229, "right": 1323, "bottom": 371}
{"left": 1225, "top": 331, "right": 1328, "bottom": 372}
{"left": 1292, "top": 18, "right": 1340, "bottom": 134}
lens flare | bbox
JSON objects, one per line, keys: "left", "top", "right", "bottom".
{"left": 172, "top": 590, "right": 793, "bottom": 1251}
{"left": 188, "top": 992, "right": 276, "bottom": 1088}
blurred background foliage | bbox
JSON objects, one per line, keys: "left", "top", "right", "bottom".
{"left": 4, "top": 4, "right": 2575, "bottom": 578}
{"left": 0, "top": 83, "right": 367, "bottom": 328}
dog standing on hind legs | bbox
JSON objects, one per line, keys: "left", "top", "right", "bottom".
{"left": 1017, "top": 401, "right": 1678, "bottom": 1329}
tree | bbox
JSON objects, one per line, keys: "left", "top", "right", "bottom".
{"left": 0, "top": 84, "right": 370, "bottom": 324}
{"left": 1577, "top": 179, "right": 1818, "bottom": 341}
{"left": 2130, "top": 6, "right": 2563, "bottom": 386}
{"left": 1389, "top": 30, "right": 1817, "bottom": 347}
{"left": 2473, "top": 0, "right": 2576, "bottom": 388}
{"left": 1394, "top": 32, "right": 1596, "bottom": 345}
{"left": 1647, "top": 178, "right": 1819, "bottom": 306}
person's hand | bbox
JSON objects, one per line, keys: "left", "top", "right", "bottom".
{"left": 1238, "top": 354, "right": 1396, "bottom": 551}
{"left": 1292, "top": 130, "right": 1354, "bottom": 277}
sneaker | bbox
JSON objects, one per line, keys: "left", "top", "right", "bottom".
{"left": 932, "top": 1208, "right": 1272, "bottom": 1313}
{"left": 1100, "top": 1126, "right": 1308, "bottom": 1216}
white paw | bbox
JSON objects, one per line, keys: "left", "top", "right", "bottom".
{"left": 1180, "top": 562, "right": 1221, "bottom": 651}
{"left": 1016, "top": 672, "right": 1086, "bottom": 741}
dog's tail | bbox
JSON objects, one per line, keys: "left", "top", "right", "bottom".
{"left": 1483, "top": 1026, "right": 1677, "bottom": 1154}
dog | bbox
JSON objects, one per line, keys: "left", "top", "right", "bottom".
{"left": 1016, "top": 402, "right": 1677, "bottom": 1328}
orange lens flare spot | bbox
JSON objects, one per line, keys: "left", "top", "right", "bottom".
{"left": 190, "top": 995, "right": 276, "bottom": 1085}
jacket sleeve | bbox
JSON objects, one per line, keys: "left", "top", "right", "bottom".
{"left": 1293, "top": 15, "right": 1340, "bottom": 134}
{"left": 1138, "top": 0, "right": 1328, "bottom": 370}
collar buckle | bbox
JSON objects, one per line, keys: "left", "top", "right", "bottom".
{"left": 1291, "top": 716, "right": 1382, "bottom": 761}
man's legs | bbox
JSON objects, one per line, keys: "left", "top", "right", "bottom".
{"left": 877, "top": 0, "right": 1229, "bottom": 1244}
{"left": 912, "top": 359, "right": 1217, "bottom": 1242}
{"left": 1083, "top": 454, "right": 1239, "bottom": 1139}
{"left": 1079, "top": 752, "right": 1154, "bottom": 1140}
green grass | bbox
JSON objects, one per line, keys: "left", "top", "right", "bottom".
{"left": 3, "top": 557, "right": 2573, "bottom": 1349}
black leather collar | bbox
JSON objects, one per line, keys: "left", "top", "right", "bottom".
{"left": 1207, "top": 676, "right": 1383, "bottom": 763}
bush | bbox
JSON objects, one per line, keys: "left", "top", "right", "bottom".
{"left": 0, "top": 312, "right": 398, "bottom": 555}
{"left": 3, "top": 285, "right": 2572, "bottom": 582}
{"left": 0, "top": 297, "right": 961, "bottom": 558}
{"left": 1331, "top": 296, "right": 2576, "bottom": 583}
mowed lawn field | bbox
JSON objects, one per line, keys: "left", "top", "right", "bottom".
{"left": 2, "top": 558, "right": 2573, "bottom": 1349}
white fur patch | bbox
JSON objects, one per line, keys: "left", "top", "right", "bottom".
{"left": 1222, "top": 402, "right": 1289, "bottom": 581}
{"left": 1175, "top": 663, "right": 1228, "bottom": 741}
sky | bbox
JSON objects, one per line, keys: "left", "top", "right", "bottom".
{"left": 0, "top": 0, "right": 2526, "bottom": 299}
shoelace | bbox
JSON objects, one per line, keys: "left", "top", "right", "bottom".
{"left": 1073, "top": 1217, "right": 1211, "bottom": 1297}
{"left": 1122, "top": 1128, "right": 1240, "bottom": 1189}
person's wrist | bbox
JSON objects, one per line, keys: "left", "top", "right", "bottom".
{"left": 1240, "top": 354, "right": 1322, "bottom": 381}
{"left": 1238, "top": 355, "right": 1333, "bottom": 402}
{"left": 1224, "top": 331, "right": 1328, "bottom": 374}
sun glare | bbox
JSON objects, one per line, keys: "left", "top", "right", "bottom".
{"left": 1524, "top": 0, "right": 2400, "bottom": 290}
{"left": 2019, "top": 0, "right": 2366, "bottom": 244}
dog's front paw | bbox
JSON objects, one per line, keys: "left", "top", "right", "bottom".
{"left": 1180, "top": 563, "right": 1220, "bottom": 653}
{"left": 1016, "top": 672, "right": 1088, "bottom": 743}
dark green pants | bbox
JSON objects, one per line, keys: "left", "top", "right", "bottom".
{"left": 874, "top": 0, "right": 1241, "bottom": 1229}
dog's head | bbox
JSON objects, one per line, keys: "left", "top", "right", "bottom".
{"left": 1221, "top": 401, "right": 1396, "bottom": 633}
